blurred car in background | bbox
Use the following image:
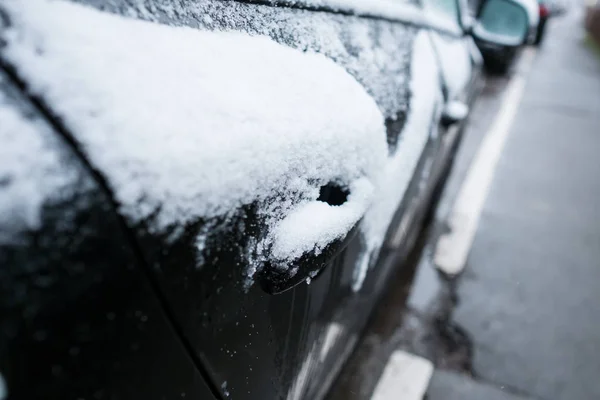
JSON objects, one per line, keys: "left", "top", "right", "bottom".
{"left": 473, "top": 0, "right": 539, "bottom": 72}
{"left": 535, "top": 0, "right": 570, "bottom": 45}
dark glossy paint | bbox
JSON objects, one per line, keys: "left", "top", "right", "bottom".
{"left": 0, "top": 74, "right": 215, "bottom": 400}
{"left": 0, "top": 0, "right": 482, "bottom": 399}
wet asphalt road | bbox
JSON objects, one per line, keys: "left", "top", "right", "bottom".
{"left": 442, "top": 8, "right": 600, "bottom": 400}
{"left": 330, "top": 6, "right": 600, "bottom": 400}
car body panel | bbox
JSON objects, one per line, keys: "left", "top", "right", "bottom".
{"left": 0, "top": 0, "right": 483, "bottom": 399}
{"left": 0, "top": 71, "right": 216, "bottom": 400}
{"left": 116, "top": 4, "right": 425, "bottom": 398}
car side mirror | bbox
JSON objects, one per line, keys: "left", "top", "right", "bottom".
{"left": 471, "top": 0, "right": 531, "bottom": 46}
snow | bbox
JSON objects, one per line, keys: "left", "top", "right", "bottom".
{"left": 1, "top": 0, "right": 387, "bottom": 275}
{"left": 443, "top": 100, "right": 469, "bottom": 122}
{"left": 0, "top": 85, "right": 73, "bottom": 237}
{"left": 472, "top": 24, "right": 526, "bottom": 46}
{"left": 423, "top": 12, "right": 464, "bottom": 34}
{"left": 221, "top": 381, "right": 230, "bottom": 398}
{"left": 275, "top": 0, "right": 425, "bottom": 24}
{"left": 270, "top": 0, "right": 462, "bottom": 33}
{"left": 272, "top": 178, "right": 373, "bottom": 260}
{"left": 163, "top": 0, "right": 415, "bottom": 121}
{"left": 67, "top": 0, "right": 416, "bottom": 126}
{"left": 430, "top": 32, "right": 472, "bottom": 99}
{"left": 352, "top": 30, "right": 443, "bottom": 291}
{"left": 467, "top": 36, "right": 484, "bottom": 66}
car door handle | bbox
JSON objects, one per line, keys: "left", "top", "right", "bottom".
{"left": 256, "top": 223, "right": 359, "bottom": 295}
{"left": 441, "top": 100, "right": 469, "bottom": 127}
{"left": 256, "top": 183, "right": 360, "bottom": 295}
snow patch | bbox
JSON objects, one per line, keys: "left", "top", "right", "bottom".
{"left": 267, "top": 0, "right": 460, "bottom": 32}
{"left": 221, "top": 381, "right": 230, "bottom": 398}
{"left": 272, "top": 178, "right": 373, "bottom": 260}
{"left": 89, "top": 0, "right": 416, "bottom": 123}
{"left": 472, "top": 24, "right": 525, "bottom": 46}
{"left": 423, "top": 11, "right": 463, "bottom": 34}
{"left": 1, "top": 0, "right": 387, "bottom": 275}
{"left": 0, "top": 88, "right": 73, "bottom": 236}
{"left": 352, "top": 30, "right": 443, "bottom": 291}
{"left": 443, "top": 100, "right": 469, "bottom": 122}
{"left": 430, "top": 33, "right": 472, "bottom": 99}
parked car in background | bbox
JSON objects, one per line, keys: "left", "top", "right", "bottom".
{"left": 472, "top": 0, "right": 539, "bottom": 72}
{"left": 535, "top": 0, "right": 570, "bottom": 45}
{"left": 0, "top": 0, "right": 531, "bottom": 399}
{"left": 535, "top": 0, "right": 552, "bottom": 44}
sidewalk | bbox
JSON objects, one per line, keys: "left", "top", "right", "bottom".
{"left": 428, "top": 8, "right": 600, "bottom": 400}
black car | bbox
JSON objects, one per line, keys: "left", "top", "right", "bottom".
{"left": 0, "top": 0, "right": 530, "bottom": 399}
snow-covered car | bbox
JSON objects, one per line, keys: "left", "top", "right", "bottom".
{"left": 0, "top": 0, "right": 530, "bottom": 399}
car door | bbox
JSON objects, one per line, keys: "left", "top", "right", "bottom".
{"left": 0, "top": 0, "right": 456, "bottom": 399}
{"left": 413, "top": 0, "right": 482, "bottom": 220}
{"left": 424, "top": 0, "right": 483, "bottom": 107}
{"left": 0, "top": 70, "right": 216, "bottom": 400}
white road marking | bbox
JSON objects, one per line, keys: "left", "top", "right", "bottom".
{"left": 434, "top": 48, "right": 537, "bottom": 276}
{"left": 371, "top": 350, "right": 434, "bottom": 400}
